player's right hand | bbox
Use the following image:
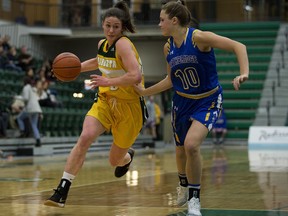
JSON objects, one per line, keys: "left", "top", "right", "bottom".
{"left": 232, "top": 74, "right": 248, "bottom": 91}
{"left": 133, "top": 83, "right": 145, "bottom": 96}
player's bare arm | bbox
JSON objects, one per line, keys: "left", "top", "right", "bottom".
{"left": 116, "top": 38, "right": 142, "bottom": 85}
{"left": 90, "top": 38, "right": 141, "bottom": 88}
{"left": 81, "top": 58, "right": 99, "bottom": 73}
{"left": 134, "top": 42, "right": 172, "bottom": 96}
{"left": 134, "top": 75, "right": 172, "bottom": 96}
{"left": 80, "top": 39, "right": 105, "bottom": 73}
{"left": 194, "top": 30, "right": 249, "bottom": 91}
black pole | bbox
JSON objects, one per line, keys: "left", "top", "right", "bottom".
{"left": 286, "top": 27, "right": 288, "bottom": 51}
{"left": 276, "top": 62, "right": 280, "bottom": 87}
{"left": 272, "top": 81, "right": 275, "bottom": 106}
{"left": 281, "top": 46, "right": 285, "bottom": 69}
{"left": 267, "top": 101, "right": 271, "bottom": 126}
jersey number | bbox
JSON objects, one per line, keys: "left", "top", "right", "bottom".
{"left": 175, "top": 67, "right": 200, "bottom": 90}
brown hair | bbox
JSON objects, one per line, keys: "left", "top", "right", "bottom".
{"left": 161, "top": 0, "right": 186, "bottom": 5}
{"left": 102, "top": 1, "right": 136, "bottom": 33}
{"left": 161, "top": 1, "right": 199, "bottom": 28}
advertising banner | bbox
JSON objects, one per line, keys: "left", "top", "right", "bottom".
{"left": 248, "top": 126, "right": 288, "bottom": 172}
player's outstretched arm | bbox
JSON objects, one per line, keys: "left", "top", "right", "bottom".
{"left": 194, "top": 30, "right": 249, "bottom": 91}
{"left": 81, "top": 58, "right": 98, "bottom": 73}
{"left": 134, "top": 75, "right": 172, "bottom": 96}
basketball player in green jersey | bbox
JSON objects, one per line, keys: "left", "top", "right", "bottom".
{"left": 44, "top": 1, "right": 147, "bottom": 208}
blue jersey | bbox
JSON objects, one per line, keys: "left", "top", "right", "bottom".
{"left": 167, "top": 28, "right": 220, "bottom": 94}
{"left": 167, "top": 28, "right": 223, "bottom": 146}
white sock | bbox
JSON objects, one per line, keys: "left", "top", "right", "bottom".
{"left": 62, "top": 171, "right": 75, "bottom": 183}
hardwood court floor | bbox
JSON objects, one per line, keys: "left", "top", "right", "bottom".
{"left": 0, "top": 145, "right": 287, "bottom": 216}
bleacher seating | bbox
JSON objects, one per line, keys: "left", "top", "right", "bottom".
{"left": 200, "top": 21, "right": 280, "bottom": 139}
{"left": 0, "top": 68, "right": 94, "bottom": 137}
{"left": 40, "top": 73, "right": 96, "bottom": 137}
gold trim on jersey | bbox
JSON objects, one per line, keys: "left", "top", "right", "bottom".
{"left": 176, "top": 86, "right": 219, "bottom": 99}
{"left": 192, "top": 29, "right": 199, "bottom": 47}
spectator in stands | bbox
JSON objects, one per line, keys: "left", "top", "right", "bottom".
{"left": 17, "top": 76, "right": 42, "bottom": 147}
{"left": 82, "top": 0, "right": 91, "bottom": 26}
{"left": 0, "top": 42, "right": 20, "bottom": 72}
{"left": 44, "top": 1, "right": 146, "bottom": 208}
{"left": 39, "top": 58, "right": 52, "bottom": 81}
{"left": 0, "top": 101, "right": 9, "bottom": 138}
{"left": 5, "top": 46, "right": 22, "bottom": 73}
{"left": 38, "top": 80, "right": 62, "bottom": 108}
{"left": 17, "top": 45, "right": 34, "bottom": 71}
{"left": 154, "top": 99, "right": 163, "bottom": 140}
{"left": 144, "top": 95, "right": 157, "bottom": 139}
{"left": 1, "top": 34, "right": 12, "bottom": 52}
{"left": 141, "top": 0, "right": 150, "bottom": 23}
{"left": 9, "top": 95, "right": 25, "bottom": 130}
{"left": 35, "top": 58, "right": 53, "bottom": 82}
{"left": 211, "top": 108, "right": 228, "bottom": 148}
{"left": 42, "top": 58, "right": 54, "bottom": 82}
{"left": 25, "top": 66, "right": 36, "bottom": 79}
{"left": 36, "top": 66, "right": 47, "bottom": 82}
{"left": 0, "top": 43, "right": 7, "bottom": 69}
{"left": 72, "top": 8, "right": 82, "bottom": 26}
{"left": 134, "top": 2, "right": 249, "bottom": 215}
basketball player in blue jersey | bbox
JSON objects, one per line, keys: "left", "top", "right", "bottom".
{"left": 44, "top": 1, "right": 147, "bottom": 208}
{"left": 135, "top": 1, "right": 249, "bottom": 215}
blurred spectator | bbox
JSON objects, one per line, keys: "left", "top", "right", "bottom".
{"left": 0, "top": 44, "right": 7, "bottom": 69}
{"left": 25, "top": 66, "right": 35, "bottom": 79}
{"left": 154, "top": 100, "right": 163, "bottom": 140}
{"left": 141, "top": 0, "right": 150, "bottom": 23}
{"left": 144, "top": 95, "right": 157, "bottom": 139}
{"left": 36, "top": 66, "right": 48, "bottom": 82}
{"left": 42, "top": 58, "right": 54, "bottom": 81}
{"left": 1, "top": 34, "right": 12, "bottom": 52}
{"left": 34, "top": 58, "right": 53, "bottom": 82}
{"left": 38, "top": 80, "right": 62, "bottom": 108}
{"left": 82, "top": 0, "right": 91, "bottom": 26}
{"left": 0, "top": 100, "right": 9, "bottom": 138}
{"left": 211, "top": 108, "right": 228, "bottom": 148}
{"left": 17, "top": 76, "right": 42, "bottom": 147}
{"left": 9, "top": 95, "right": 25, "bottom": 130}
{"left": 0, "top": 43, "right": 20, "bottom": 72}
{"left": 72, "top": 8, "right": 82, "bottom": 26}
{"left": 17, "top": 45, "right": 34, "bottom": 71}
{"left": 5, "top": 46, "right": 22, "bottom": 73}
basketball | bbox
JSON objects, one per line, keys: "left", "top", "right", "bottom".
{"left": 52, "top": 52, "right": 81, "bottom": 82}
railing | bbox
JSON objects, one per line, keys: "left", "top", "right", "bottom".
{"left": 266, "top": 25, "right": 288, "bottom": 126}
{"left": 0, "top": 0, "right": 286, "bottom": 28}
{"left": 266, "top": 100, "right": 271, "bottom": 126}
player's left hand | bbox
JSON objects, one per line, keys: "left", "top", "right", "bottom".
{"left": 90, "top": 74, "right": 110, "bottom": 89}
{"left": 232, "top": 74, "right": 248, "bottom": 91}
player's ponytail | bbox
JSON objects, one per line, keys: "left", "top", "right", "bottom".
{"left": 114, "top": 1, "right": 136, "bottom": 33}
{"left": 161, "top": 0, "right": 186, "bottom": 5}
{"left": 102, "top": 1, "right": 136, "bottom": 33}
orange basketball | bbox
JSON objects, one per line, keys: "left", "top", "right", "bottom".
{"left": 52, "top": 52, "right": 81, "bottom": 82}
